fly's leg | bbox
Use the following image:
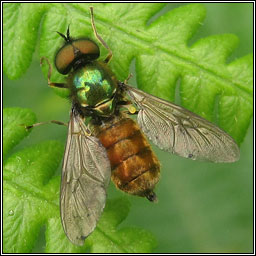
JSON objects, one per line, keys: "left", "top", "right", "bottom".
{"left": 24, "top": 120, "right": 68, "bottom": 131}
{"left": 40, "top": 57, "right": 68, "bottom": 89}
{"left": 89, "top": 7, "right": 113, "bottom": 64}
{"left": 117, "top": 73, "right": 133, "bottom": 93}
{"left": 124, "top": 73, "right": 133, "bottom": 85}
{"left": 23, "top": 58, "right": 69, "bottom": 130}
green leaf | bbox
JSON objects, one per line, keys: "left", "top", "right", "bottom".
{"left": 3, "top": 3, "right": 252, "bottom": 145}
{"left": 3, "top": 108, "right": 36, "bottom": 158}
{"left": 3, "top": 140, "right": 63, "bottom": 253}
{"left": 3, "top": 3, "right": 47, "bottom": 79}
{"left": 3, "top": 108, "right": 157, "bottom": 253}
{"left": 86, "top": 198, "right": 157, "bottom": 253}
{"left": 45, "top": 198, "right": 156, "bottom": 253}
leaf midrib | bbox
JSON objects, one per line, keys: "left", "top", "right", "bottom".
{"left": 95, "top": 226, "right": 131, "bottom": 253}
{"left": 4, "top": 176, "right": 59, "bottom": 209}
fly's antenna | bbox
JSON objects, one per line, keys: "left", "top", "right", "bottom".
{"left": 56, "top": 24, "right": 72, "bottom": 42}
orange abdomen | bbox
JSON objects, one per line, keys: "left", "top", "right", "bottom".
{"left": 95, "top": 116, "right": 160, "bottom": 200}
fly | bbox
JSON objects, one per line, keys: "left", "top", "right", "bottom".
{"left": 28, "top": 7, "right": 240, "bottom": 246}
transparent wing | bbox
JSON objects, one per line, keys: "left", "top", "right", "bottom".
{"left": 60, "top": 109, "right": 111, "bottom": 246}
{"left": 125, "top": 84, "right": 239, "bottom": 163}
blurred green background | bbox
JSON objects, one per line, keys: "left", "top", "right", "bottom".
{"left": 3, "top": 3, "right": 253, "bottom": 253}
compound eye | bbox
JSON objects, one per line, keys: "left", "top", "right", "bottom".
{"left": 55, "top": 44, "right": 75, "bottom": 74}
{"left": 73, "top": 39, "right": 100, "bottom": 58}
{"left": 55, "top": 39, "right": 100, "bottom": 75}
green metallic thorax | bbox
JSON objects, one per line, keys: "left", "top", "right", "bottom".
{"left": 70, "top": 61, "right": 117, "bottom": 117}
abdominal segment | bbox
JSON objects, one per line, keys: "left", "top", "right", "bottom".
{"left": 93, "top": 116, "right": 160, "bottom": 199}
